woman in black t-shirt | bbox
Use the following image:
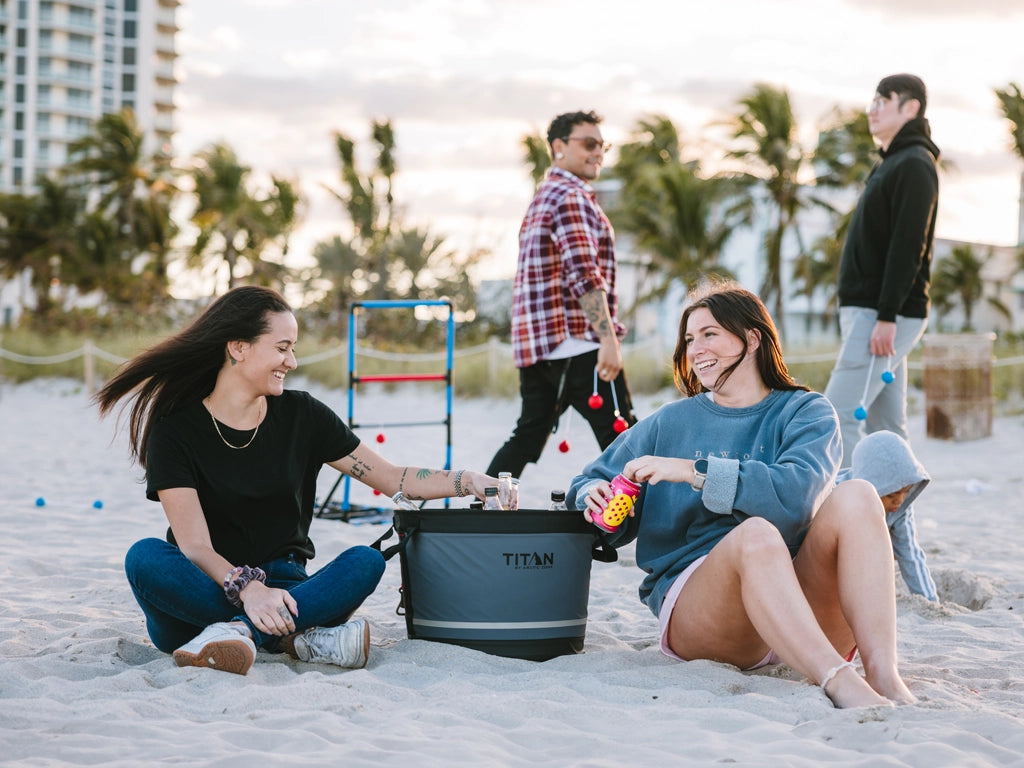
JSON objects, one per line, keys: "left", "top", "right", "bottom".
{"left": 97, "top": 286, "right": 496, "bottom": 676}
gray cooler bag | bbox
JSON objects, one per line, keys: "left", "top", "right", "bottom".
{"left": 373, "top": 507, "right": 616, "bottom": 661}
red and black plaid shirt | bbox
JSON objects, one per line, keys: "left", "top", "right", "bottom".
{"left": 511, "top": 167, "right": 625, "bottom": 368}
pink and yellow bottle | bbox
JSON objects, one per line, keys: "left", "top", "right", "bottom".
{"left": 593, "top": 474, "right": 641, "bottom": 532}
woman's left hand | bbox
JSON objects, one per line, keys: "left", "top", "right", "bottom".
{"left": 240, "top": 582, "right": 299, "bottom": 636}
{"left": 623, "top": 456, "right": 690, "bottom": 486}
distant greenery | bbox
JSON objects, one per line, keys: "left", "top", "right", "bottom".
{"left": 5, "top": 328, "right": 1024, "bottom": 416}
{"left": 0, "top": 326, "right": 667, "bottom": 399}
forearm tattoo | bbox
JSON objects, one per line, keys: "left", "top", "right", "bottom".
{"left": 399, "top": 467, "right": 408, "bottom": 494}
{"left": 347, "top": 453, "right": 372, "bottom": 481}
{"left": 580, "top": 290, "right": 613, "bottom": 340}
{"left": 405, "top": 468, "right": 437, "bottom": 501}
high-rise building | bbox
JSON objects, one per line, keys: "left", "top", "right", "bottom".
{"left": 0, "top": 0, "right": 178, "bottom": 193}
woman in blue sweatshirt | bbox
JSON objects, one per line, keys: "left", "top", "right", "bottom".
{"left": 568, "top": 283, "right": 915, "bottom": 708}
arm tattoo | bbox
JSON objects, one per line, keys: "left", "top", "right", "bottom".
{"left": 399, "top": 467, "right": 408, "bottom": 494}
{"left": 346, "top": 453, "right": 372, "bottom": 481}
{"left": 579, "top": 290, "right": 614, "bottom": 340}
{"left": 405, "top": 468, "right": 435, "bottom": 501}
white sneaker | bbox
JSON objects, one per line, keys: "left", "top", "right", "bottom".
{"left": 293, "top": 619, "right": 369, "bottom": 669}
{"left": 172, "top": 622, "right": 256, "bottom": 675}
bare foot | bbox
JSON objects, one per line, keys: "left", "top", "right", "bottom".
{"left": 823, "top": 665, "right": 895, "bottom": 709}
{"left": 865, "top": 665, "right": 917, "bottom": 705}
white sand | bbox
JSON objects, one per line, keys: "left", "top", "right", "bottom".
{"left": 1, "top": 377, "right": 1023, "bottom": 767}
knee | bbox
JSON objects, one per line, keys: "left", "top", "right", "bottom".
{"left": 732, "top": 517, "right": 789, "bottom": 563}
{"left": 124, "top": 538, "right": 168, "bottom": 581}
{"left": 346, "top": 545, "right": 387, "bottom": 587}
{"left": 828, "top": 479, "right": 885, "bottom": 522}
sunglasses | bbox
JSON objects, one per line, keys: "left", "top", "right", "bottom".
{"left": 561, "top": 136, "right": 612, "bottom": 153}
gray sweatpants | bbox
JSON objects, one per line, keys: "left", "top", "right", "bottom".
{"left": 824, "top": 306, "right": 927, "bottom": 468}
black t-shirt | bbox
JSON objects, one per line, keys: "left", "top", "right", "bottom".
{"left": 146, "top": 390, "right": 360, "bottom": 566}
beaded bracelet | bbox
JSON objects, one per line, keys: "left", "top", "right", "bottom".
{"left": 223, "top": 565, "right": 267, "bottom": 607}
{"left": 453, "top": 468, "right": 466, "bottom": 497}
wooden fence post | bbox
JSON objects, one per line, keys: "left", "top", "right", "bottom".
{"left": 83, "top": 340, "right": 95, "bottom": 394}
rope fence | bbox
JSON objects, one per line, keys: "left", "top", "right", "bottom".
{"left": 4, "top": 338, "right": 1024, "bottom": 394}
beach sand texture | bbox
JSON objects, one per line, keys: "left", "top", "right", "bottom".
{"left": 1, "top": 378, "right": 1023, "bottom": 767}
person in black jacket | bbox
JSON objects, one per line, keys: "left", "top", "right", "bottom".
{"left": 825, "top": 73, "right": 939, "bottom": 468}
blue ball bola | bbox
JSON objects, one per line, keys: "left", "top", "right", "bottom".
{"left": 881, "top": 370, "right": 895, "bottom": 384}
{"left": 854, "top": 406, "right": 868, "bottom": 421}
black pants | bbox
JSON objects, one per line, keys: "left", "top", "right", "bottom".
{"left": 486, "top": 349, "right": 636, "bottom": 479}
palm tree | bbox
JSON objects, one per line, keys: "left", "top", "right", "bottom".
{"left": 995, "top": 82, "right": 1024, "bottom": 162}
{"left": 189, "top": 143, "right": 299, "bottom": 291}
{"left": 931, "top": 244, "right": 1011, "bottom": 331}
{"left": 321, "top": 119, "right": 482, "bottom": 324}
{"left": 0, "top": 178, "right": 87, "bottom": 323}
{"left": 327, "top": 121, "right": 397, "bottom": 300}
{"left": 722, "top": 83, "right": 813, "bottom": 335}
{"left": 521, "top": 134, "right": 550, "bottom": 187}
{"left": 790, "top": 109, "right": 877, "bottom": 333}
{"left": 66, "top": 110, "right": 146, "bottom": 242}
{"left": 612, "top": 114, "right": 682, "bottom": 178}
{"left": 65, "top": 109, "right": 178, "bottom": 306}
{"left": 607, "top": 115, "right": 739, "bottom": 309}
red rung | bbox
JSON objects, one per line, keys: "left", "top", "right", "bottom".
{"left": 355, "top": 373, "right": 447, "bottom": 383}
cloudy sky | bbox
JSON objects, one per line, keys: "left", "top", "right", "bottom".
{"left": 173, "top": 0, "right": 1024, "bottom": 282}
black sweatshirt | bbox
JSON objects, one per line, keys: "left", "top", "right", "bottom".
{"left": 837, "top": 117, "right": 940, "bottom": 321}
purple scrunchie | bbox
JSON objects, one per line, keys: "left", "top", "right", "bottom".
{"left": 223, "top": 565, "right": 267, "bottom": 607}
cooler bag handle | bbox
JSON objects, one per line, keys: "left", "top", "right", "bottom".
{"left": 370, "top": 524, "right": 412, "bottom": 561}
{"left": 592, "top": 533, "right": 618, "bottom": 563}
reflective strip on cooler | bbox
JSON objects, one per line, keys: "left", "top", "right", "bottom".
{"left": 412, "top": 618, "right": 587, "bottom": 630}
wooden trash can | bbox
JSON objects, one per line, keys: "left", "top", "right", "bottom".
{"left": 923, "top": 333, "right": 995, "bottom": 441}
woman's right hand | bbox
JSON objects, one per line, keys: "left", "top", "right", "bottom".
{"left": 240, "top": 581, "right": 299, "bottom": 637}
{"left": 582, "top": 480, "right": 614, "bottom": 524}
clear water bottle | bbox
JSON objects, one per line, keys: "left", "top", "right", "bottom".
{"left": 548, "top": 489, "right": 568, "bottom": 511}
{"left": 497, "top": 472, "right": 513, "bottom": 509}
{"left": 391, "top": 491, "right": 419, "bottom": 511}
{"left": 509, "top": 478, "right": 520, "bottom": 511}
{"left": 482, "top": 486, "right": 504, "bottom": 510}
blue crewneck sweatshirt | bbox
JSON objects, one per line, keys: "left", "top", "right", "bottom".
{"left": 567, "top": 389, "right": 841, "bottom": 617}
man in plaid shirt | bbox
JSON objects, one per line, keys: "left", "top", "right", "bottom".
{"left": 487, "top": 110, "right": 636, "bottom": 480}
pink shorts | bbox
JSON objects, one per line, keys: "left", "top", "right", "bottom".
{"left": 658, "top": 555, "right": 781, "bottom": 670}
{"left": 658, "top": 556, "right": 856, "bottom": 670}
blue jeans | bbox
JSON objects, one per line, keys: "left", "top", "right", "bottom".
{"left": 124, "top": 538, "right": 386, "bottom": 653}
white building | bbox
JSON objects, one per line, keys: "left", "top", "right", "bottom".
{"left": 0, "top": 0, "right": 179, "bottom": 192}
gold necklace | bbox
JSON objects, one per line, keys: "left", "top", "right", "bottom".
{"left": 205, "top": 397, "right": 263, "bottom": 450}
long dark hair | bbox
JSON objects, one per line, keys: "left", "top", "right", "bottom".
{"left": 95, "top": 286, "right": 292, "bottom": 469}
{"left": 672, "top": 281, "right": 807, "bottom": 397}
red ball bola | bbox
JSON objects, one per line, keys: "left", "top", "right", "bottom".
{"left": 558, "top": 439, "right": 571, "bottom": 453}
{"left": 376, "top": 432, "right": 386, "bottom": 443}
{"left": 588, "top": 393, "right": 603, "bottom": 410}
{"left": 613, "top": 416, "right": 629, "bottom": 433}
{"left": 372, "top": 489, "right": 382, "bottom": 496}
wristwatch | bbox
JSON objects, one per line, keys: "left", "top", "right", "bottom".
{"left": 691, "top": 459, "right": 708, "bottom": 491}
